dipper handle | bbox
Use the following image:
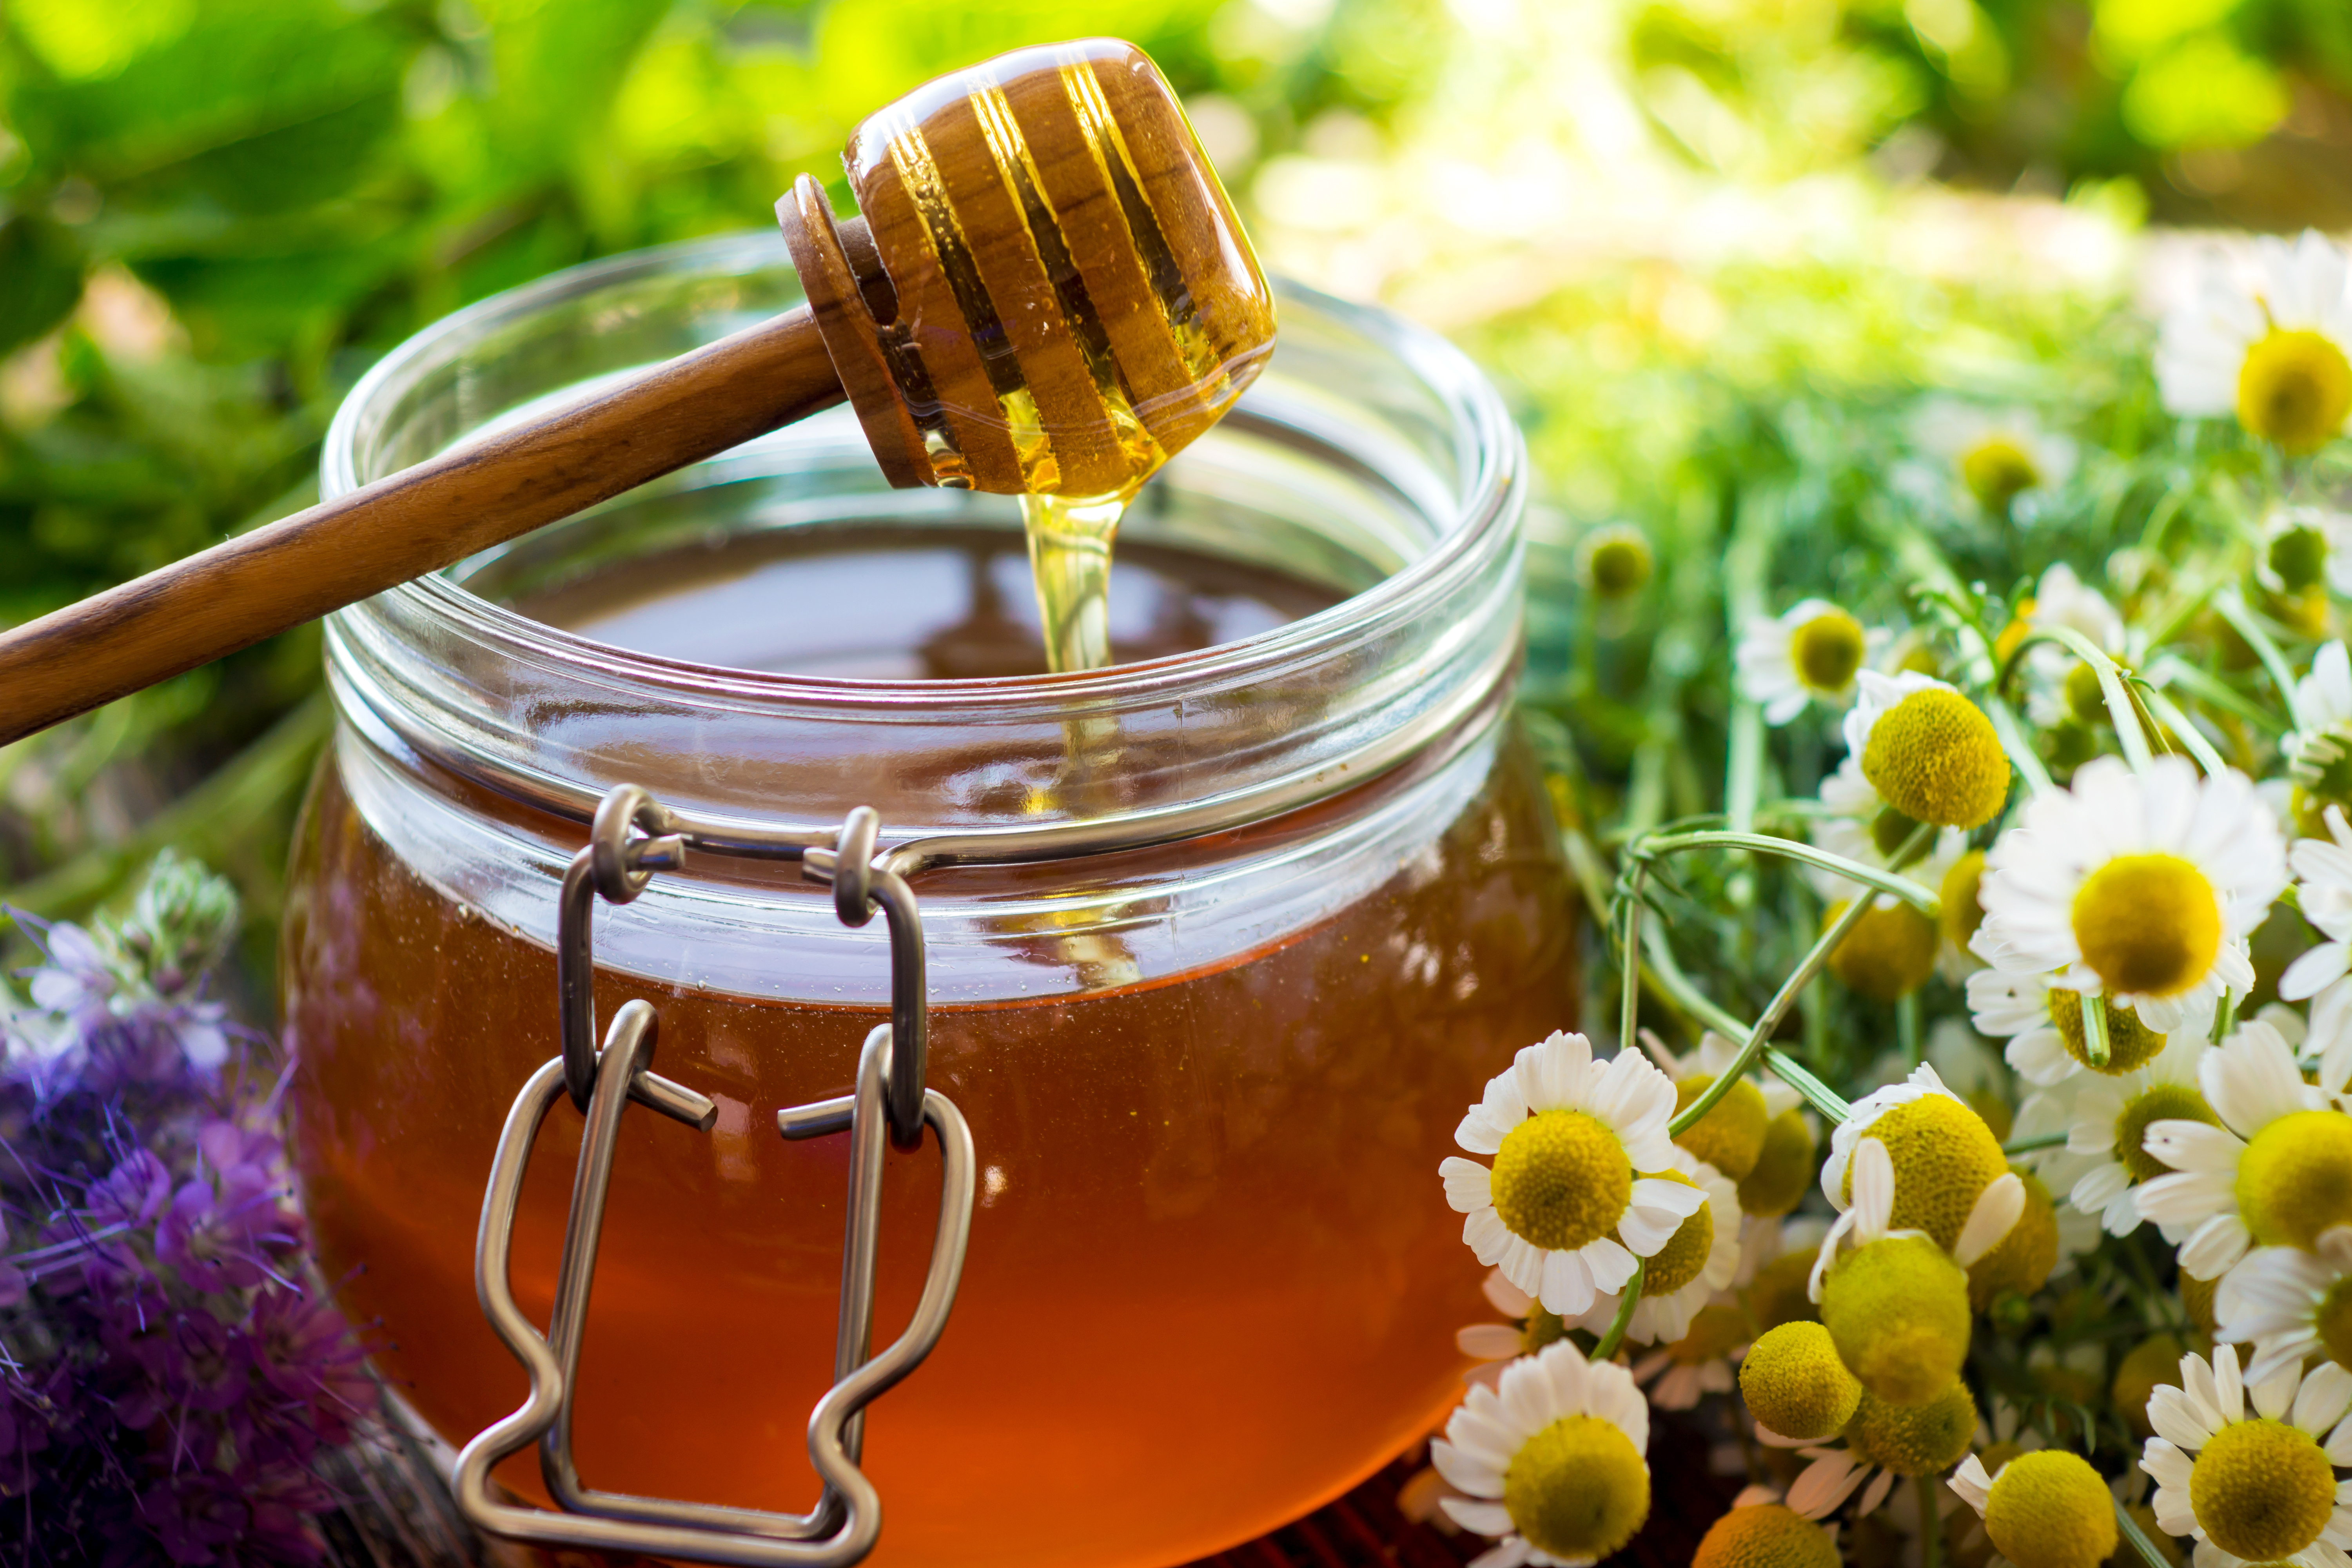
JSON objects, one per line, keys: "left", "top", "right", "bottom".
{"left": 0, "top": 309, "right": 844, "bottom": 749}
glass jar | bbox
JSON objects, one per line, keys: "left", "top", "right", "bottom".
{"left": 282, "top": 232, "right": 1575, "bottom": 1568}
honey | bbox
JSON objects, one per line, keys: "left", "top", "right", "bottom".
{"left": 282, "top": 525, "right": 1575, "bottom": 1568}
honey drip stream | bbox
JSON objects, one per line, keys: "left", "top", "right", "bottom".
{"left": 1019, "top": 492, "right": 1132, "bottom": 673}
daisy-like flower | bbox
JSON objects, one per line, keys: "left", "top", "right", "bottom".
{"left": 1577, "top": 522, "right": 1652, "bottom": 601}
{"left": 1912, "top": 398, "right": 2079, "bottom": 517}
{"left": 2033, "top": 1027, "right": 2216, "bottom": 1238}
{"left": 1455, "top": 1268, "right": 1572, "bottom": 1391}
{"left": 1948, "top": 1450, "right": 2119, "bottom": 1568}
{"left": 2293, "top": 647, "right": 2352, "bottom": 832}
{"left": 2261, "top": 505, "right": 2352, "bottom": 599}
{"left": 1737, "top": 599, "right": 1889, "bottom": 726}
{"left": 1691, "top": 1502, "right": 1840, "bottom": 1568}
{"left": 1843, "top": 671, "right": 2013, "bottom": 833}
{"left": 2216, "top": 1226, "right": 2352, "bottom": 1386}
{"left": 1974, "top": 756, "right": 2287, "bottom": 1034}
{"left": 2157, "top": 229, "right": 2352, "bottom": 457}
{"left": 1765, "top": 1377, "right": 1978, "bottom": 1521}
{"left": 1430, "top": 1338, "right": 1652, "bottom": 1567}
{"left": 1440, "top": 1031, "right": 1709, "bottom": 1317}
{"left": 1818, "top": 1064, "right": 2020, "bottom": 1261}
{"left": 2285, "top": 802, "right": 2352, "bottom": 1093}
{"left": 1968, "top": 963, "right": 2212, "bottom": 1088}
{"left": 2136, "top": 1020, "right": 2352, "bottom": 1280}
{"left": 1574, "top": 1149, "right": 1743, "bottom": 1347}
{"left": 2140, "top": 1343, "right": 2352, "bottom": 1568}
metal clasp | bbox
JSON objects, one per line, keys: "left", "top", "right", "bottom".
{"left": 454, "top": 787, "right": 975, "bottom": 1565}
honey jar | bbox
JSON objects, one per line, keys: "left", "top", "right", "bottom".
{"left": 281, "top": 232, "right": 1575, "bottom": 1568}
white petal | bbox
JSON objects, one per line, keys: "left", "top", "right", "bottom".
{"left": 1457, "top": 1324, "right": 1526, "bottom": 1359}
{"left": 1443, "top": 1157, "right": 1496, "bottom": 1213}
{"left": 1955, "top": 1172, "right": 2026, "bottom": 1267}
{"left": 1440, "top": 1496, "right": 1516, "bottom": 1536}
{"left": 1540, "top": 1249, "right": 1597, "bottom": 1319}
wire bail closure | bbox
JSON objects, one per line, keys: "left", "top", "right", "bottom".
{"left": 455, "top": 785, "right": 976, "bottom": 1565}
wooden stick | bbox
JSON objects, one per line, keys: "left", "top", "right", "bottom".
{"left": 0, "top": 308, "right": 845, "bottom": 749}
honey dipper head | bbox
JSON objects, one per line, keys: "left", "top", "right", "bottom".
{"left": 776, "top": 38, "right": 1276, "bottom": 501}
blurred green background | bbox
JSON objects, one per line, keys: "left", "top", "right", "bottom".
{"left": 1, "top": 0, "right": 2347, "bottom": 995}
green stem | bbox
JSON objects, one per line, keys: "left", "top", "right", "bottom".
{"left": 1592, "top": 1258, "right": 1646, "bottom": 1361}
{"left": 1630, "top": 830, "right": 1940, "bottom": 914}
{"left": 2002, "top": 1130, "right": 2071, "bottom": 1155}
{"left": 1620, "top": 865, "right": 1646, "bottom": 1055}
{"left": 2145, "top": 654, "right": 2286, "bottom": 735}
{"left": 2132, "top": 681, "right": 2227, "bottom": 777}
{"left": 2210, "top": 588, "right": 2306, "bottom": 730}
{"left": 1899, "top": 990, "right": 1921, "bottom": 1067}
{"left": 1725, "top": 700, "right": 1764, "bottom": 911}
{"left": 2212, "top": 992, "right": 2238, "bottom": 1045}
{"left": 2112, "top": 1495, "right": 2171, "bottom": 1568}
{"left": 2082, "top": 992, "right": 2112, "bottom": 1068}
{"left": 1759, "top": 1047, "right": 1852, "bottom": 1123}
{"left": 2001, "top": 625, "right": 2154, "bottom": 772}
{"left": 1985, "top": 693, "right": 2055, "bottom": 797}
{"left": 1633, "top": 920, "right": 1851, "bottom": 1121}
{"left": 1918, "top": 1473, "right": 1942, "bottom": 1568}
{"left": 1668, "top": 823, "right": 1933, "bottom": 1135}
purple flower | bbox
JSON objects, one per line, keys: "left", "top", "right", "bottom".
{"left": 229, "top": 1463, "right": 334, "bottom": 1564}
{"left": 136, "top": 1467, "right": 249, "bottom": 1565}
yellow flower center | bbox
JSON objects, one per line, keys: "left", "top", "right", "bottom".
{"left": 1642, "top": 1170, "right": 1716, "bottom": 1295}
{"left": 1490, "top": 1110, "right": 1633, "bottom": 1252}
{"left": 1792, "top": 610, "right": 1867, "bottom": 694}
{"left": 1673, "top": 1074, "right": 1769, "bottom": 1180}
{"left": 1967, "top": 1167, "right": 2057, "bottom": 1310}
{"left": 1739, "top": 1320, "right": 1862, "bottom": 1440}
{"left": 2063, "top": 660, "right": 2110, "bottom": 726}
{"left": 2238, "top": 1109, "right": 2352, "bottom": 1249}
{"left": 2316, "top": 1276, "right": 2352, "bottom": 1372}
{"left": 1669, "top": 1301, "right": 1752, "bottom": 1366}
{"left": 2116, "top": 1083, "right": 2218, "bottom": 1183}
{"left": 2270, "top": 523, "right": 2329, "bottom": 593}
{"left": 1827, "top": 899, "right": 1940, "bottom": 1002}
{"left": 1940, "top": 850, "right": 1987, "bottom": 955}
{"left": 1861, "top": 688, "right": 2012, "bottom": 829}
{"left": 2188, "top": 1417, "right": 2335, "bottom": 1560}
{"left": 1820, "top": 1235, "right": 1973, "bottom": 1406}
{"left": 1961, "top": 436, "right": 2043, "bottom": 514}
{"left": 1693, "top": 1504, "right": 1840, "bottom": 1568}
{"left": 1843, "top": 1381, "right": 1977, "bottom": 1476}
{"left": 1587, "top": 528, "right": 1653, "bottom": 599}
{"left": 1502, "top": 1412, "right": 1651, "bottom": 1561}
{"left": 2070, "top": 853, "right": 2221, "bottom": 1000}
{"left": 1842, "top": 1093, "right": 2008, "bottom": 1250}
{"left": 2048, "top": 987, "right": 2169, "bottom": 1075}
{"left": 1984, "top": 1451, "right": 2120, "bottom": 1568}
{"left": 2237, "top": 328, "right": 2352, "bottom": 456}
{"left": 1738, "top": 1109, "right": 1818, "bottom": 1220}
{"left": 1522, "top": 1305, "right": 1569, "bottom": 1354}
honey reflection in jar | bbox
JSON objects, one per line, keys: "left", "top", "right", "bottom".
{"left": 283, "top": 525, "right": 1577, "bottom": 1568}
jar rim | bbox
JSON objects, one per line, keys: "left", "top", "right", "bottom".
{"left": 320, "top": 232, "right": 1522, "bottom": 715}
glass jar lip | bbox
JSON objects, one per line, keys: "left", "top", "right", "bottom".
{"left": 319, "top": 231, "right": 1523, "bottom": 716}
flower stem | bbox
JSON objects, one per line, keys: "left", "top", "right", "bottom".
{"left": 2112, "top": 1495, "right": 2172, "bottom": 1568}
{"left": 1630, "top": 829, "right": 1940, "bottom": 914}
{"left": 1593, "top": 1257, "right": 1645, "bottom": 1361}
{"left": 2210, "top": 588, "right": 2307, "bottom": 731}
{"left": 2132, "top": 679, "right": 2228, "bottom": 777}
{"left": 2082, "top": 991, "right": 2111, "bottom": 1068}
{"left": 2002, "top": 625, "right": 2154, "bottom": 772}
{"left": 2002, "top": 1130, "right": 2070, "bottom": 1155}
{"left": 1899, "top": 990, "right": 1921, "bottom": 1067}
{"left": 1635, "top": 921, "right": 1852, "bottom": 1121}
{"left": 1621, "top": 862, "right": 1646, "bottom": 1055}
{"left": 1669, "top": 823, "right": 1932, "bottom": 1136}
{"left": 1917, "top": 1473, "right": 1941, "bottom": 1568}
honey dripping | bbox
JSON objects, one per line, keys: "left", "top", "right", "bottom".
{"left": 1019, "top": 490, "right": 1131, "bottom": 675}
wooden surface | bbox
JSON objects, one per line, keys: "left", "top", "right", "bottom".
{"left": 0, "top": 309, "right": 844, "bottom": 749}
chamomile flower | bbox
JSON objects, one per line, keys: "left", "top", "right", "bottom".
{"left": 1968, "top": 964, "right": 2212, "bottom": 1087}
{"left": 1974, "top": 757, "right": 2287, "bottom": 1034}
{"left": 1578, "top": 522, "right": 1653, "bottom": 601}
{"left": 1819, "top": 1064, "right": 2019, "bottom": 1257}
{"left": 1948, "top": 1451, "right": 2119, "bottom": 1568}
{"left": 2261, "top": 506, "right": 2352, "bottom": 599}
{"left": 1575, "top": 1151, "right": 1743, "bottom": 1347}
{"left": 1441, "top": 1031, "right": 1708, "bottom": 1317}
{"left": 1691, "top": 1503, "right": 1841, "bottom": 1568}
{"left": 1741, "top": 1320, "right": 1863, "bottom": 1441}
{"left": 1844, "top": 671, "right": 2013, "bottom": 833}
{"left": 2157, "top": 229, "right": 2352, "bottom": 456}
{"left": 1430, "top": 1338, "right": 1653, "bottom": 1567}
{"left": 1812, "top": 1136, "right": 2017, "bottom": 1404}
{"left": 2140, "top": 1343, "right": 2352, "bottom": 1568}
{"left": 2292, "top": 648, "right": 2352, "bottom": 835}
{"left": 1913, "top": 398, "right": 2079, "bottom": 516}
{"left": 2284, "top": 804, "right": 2352, "bottom": 1093}
{"left": 1630, "top": 1300, "right": 1753, "bottom": 1410}
{"left": 1770, "top": 1379, "right": 1979, "bottom": 1521}
{"left": 1738, "top": 599, "right": 1889, "bottom": 725}
{"left": 2040, "top": 1028, "right": 2216, "bottom": 1238}
{"left": 2215, "top": 1226, "right": 2352, "bottom": 1387}
{"left": 2135, "top": 1021, "right": 2351, "bottom": 1280}
{"left": 1456, "top": 1268, "right": 1571, "bottom": 1391}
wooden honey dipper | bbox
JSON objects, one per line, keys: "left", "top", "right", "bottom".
{"left": 0, "top": 38, "right": 1274, "bottom": 749}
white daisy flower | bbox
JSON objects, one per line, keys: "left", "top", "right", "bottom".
{"left": 1815, "top": 1063, "right": 2020, "bottom": 1264}
{"left": 2260, "top": 505, "right": 2352, "bottom": 598}
{"left": 2134, "top": 1020, "right": 2349, "bottom": 1280}
{"left": 1967, "top": 964, "right": 2213, "bottom": 1088}
{"left": 1761, "top": 1374, "right": 1978, "bottom": 1521}
{"left": 2157, "top": 229, "right": 2352, "bottom": 457}
{"left": 2140, "top": 1343, "right": 2352, "bottom": 1568}
{"left": 1737, "top": 599, "right": 1889, "bottom": 726}
{"left": 1973, "top": 756, "right": 2287, "bottom": 1034}
{"left": 2044, "top": 1027, "right": 2213, "bottom": 1238}
{"left": 1430, "top": 1338, "right": 1652, "bottom": 1567}
{"left": 1913, "top": 397, "right": 2079, "bottom": 516}
{"left": 1575, "top": 1149, "right": 1742, "bottom": 1348}
{"left": 2285, "top": 804, "right": 2352, "bottom": 1094}
{"left": 2215, "top": 1226, "right": 2352, "bottom": 1386}
{"left": 1948, "top": 1450, "right": 2119, "bottom": 1568}
{"left": 1440, "top": 1031, "right": 1708, "bottom": 1317}
{"left": 1811, "top": 1132, "right": 2024, "bottom": 1303}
